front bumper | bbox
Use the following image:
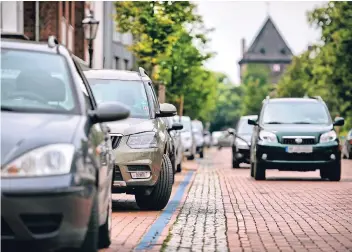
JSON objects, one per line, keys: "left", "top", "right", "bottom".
{"left": 255, "top": 141, "right": 340, "bottom": 171}
{"left": 112, "top": 137, "right": 162, "bottom": 190}
{"left": 233, "top": 147, "right": 251, "bottom": 164}
{"left": 1, "top": 174, "right": 94, "bottom": 250}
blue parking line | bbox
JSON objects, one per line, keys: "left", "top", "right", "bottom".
{"left": 135, "top": 170, "right": 194, "bottom": 250}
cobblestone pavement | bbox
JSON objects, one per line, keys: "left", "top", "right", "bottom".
{"left": 163, "top": 148, "right": 352, "bottom": 252}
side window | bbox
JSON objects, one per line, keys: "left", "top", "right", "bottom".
{"left": 72, "top": 59, "right": 95, "bottom": 111}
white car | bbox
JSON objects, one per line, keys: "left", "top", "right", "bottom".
{"left": 175, "top": 116, "right": 197, "bottom": 160}
{"left": 211, "top": 131, "right": 224, "bottom": 146}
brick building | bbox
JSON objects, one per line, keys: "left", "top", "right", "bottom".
{"left": 238, "top": 16, "right": 293, "bottom": 84}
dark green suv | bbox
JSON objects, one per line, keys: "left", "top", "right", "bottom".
{"left": 248, "top": 97, "right": 344, "bottom": 181}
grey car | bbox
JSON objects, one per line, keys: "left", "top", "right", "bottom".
{"left": 231, "top": 115, "right": 257, "bottom": 168}
{"left": 342, "top": 129, "right": 352, "bottom": 159}
{"left": 192, "top": 120, "right": 205, "bottom": 158}
{"left": 165, "top": 117, "right": 184, "bottom": 173}
{"left": 84, "top": 69, "right": 177, "bottom": 210}
{"left": 1, "top": 36, "right": 129, "bottom": 251}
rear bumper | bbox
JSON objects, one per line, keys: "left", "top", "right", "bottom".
{"left": 1, "top": 175, "right": 94, "bottom": 250}
{"left": 255, "top": 142, "right": 340, "bottom": 171}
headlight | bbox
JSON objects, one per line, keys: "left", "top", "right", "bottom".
{"left": 259, "top": 130, "right": 278, "bottom": 143}
{"left": 127, "top": 132, "right": 157, "bottom": 149}
{"left": 236, "top": 138, "right": 248, "bottom": 146}
{"left": 2, "top": 144, "right": 74, "bottom": 177}
{"left": 320, "top": 130, "right": 337, "bottom": 143}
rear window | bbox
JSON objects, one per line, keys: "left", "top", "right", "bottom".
{"left": 88, "top": 79, "right": 150, "bottom": 119}
{"left": 237, "top": 118, "right": 254, "bottom": 134}
{"left": 262, "top": 102, "right": 330, "bottom": 125}
{"left": 1, "top": 48, "right": 77, "bottom": 114}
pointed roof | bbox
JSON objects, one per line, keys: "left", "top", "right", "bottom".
{"left": 239, "top": 17, "right": 293, "bottom": 64}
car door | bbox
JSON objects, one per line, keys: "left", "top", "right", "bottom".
{"left": 73, "top": 59, "right": 113, "bottom": 222}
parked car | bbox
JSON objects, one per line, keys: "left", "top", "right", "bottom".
{"left": 218, "top": 130, "right": 233, "bottom": 148}
{"left": 192, "top": 120, "right": 205, "bottom": 158}
{"left": 211, "top": 131, "right": 224, "bottom": 146}
{"left": 203, "top": 131, "right": 211, "bottom": 148}
{"left": 342, "top": 129, "right": 352, "bottom": 159}
{"left": 230, "top": 115, "right": 258, "bottom": 168}
{"left": 165, "top": 117, "right": 184, "bottom": 173}
{"left": 247, "top": 96, "right": 344, "bottom": 181}
{"left": 176, "top": 116, "right": 197, "bottom": 160}
{"left": 1, "top": 35, "right": 130, "bottom": 252}
{"left": 84, "top": 68, "right": 176, "bottom": 210}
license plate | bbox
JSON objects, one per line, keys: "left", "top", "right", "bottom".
{"left": 131, "top": 171, "right": 150, "bottom": 179}
{"left": 286, "top": 145, "right": 313, "bottom": 153}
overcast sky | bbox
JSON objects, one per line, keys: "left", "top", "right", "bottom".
{"left": 196, "top": 1, "right": 327, "bottom": 84}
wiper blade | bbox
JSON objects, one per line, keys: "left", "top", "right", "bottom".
{"left": 291, "top": 121, "right": 312, "bottom": 124}
{"left": 265, "top": 121, "right": 283, "bottom": 124}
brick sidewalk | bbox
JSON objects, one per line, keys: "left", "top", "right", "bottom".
{"left": 163, "top": 147, "right": 352, "bottom": 252}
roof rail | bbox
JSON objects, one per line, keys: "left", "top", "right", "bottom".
{"left": 138, "top": 67, "right": 148, "bottom": 77}
{"left": 262, "top": 95, "right": 270, "bottom": 103}
{"left": 1, "top": 32, "right": 29, "bottom": 41}
{"left": 303, "top": 94, "right": 322, "bottom": 101}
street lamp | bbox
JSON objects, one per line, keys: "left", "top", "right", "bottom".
{"left": 82, "top": 12, "right": 99, "bottom": 68}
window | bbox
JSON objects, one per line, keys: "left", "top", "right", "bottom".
{"left": 262, "top": 102, "right": 330, "bottom": 125}
{"left": 124, "top": 59, "right": 129, "bottom": 70}
{"left": 1, "top": 49, "right": 77, "bottom": 114}
{"left": 88, "top": 79, "right": 150, "bottom": 119}
{"left": 272, "top": 64, "right": 281, "bottom": 72}
{"left": 115, "top": 57, "right": 119, "bottom": 69}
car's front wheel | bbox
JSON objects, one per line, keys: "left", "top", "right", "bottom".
{"left": 254, "top": 162, "right": 265, "bottom": 180}
{"left": 177, "top": 161, "right": 182, "bottom": 173}
{"left": 135, "top": 155, "right": 173, "bottom": 210}
{"left": 327, "top": 161, "right": 341, "bottom": 181}
{"left": 250, "top": 162, "right": 254, "bottom": 177}
{"left": 199, "top": 149, "right": 204, "bottom": 158}
{"left": 98, "top": 189, "right": 112, "bottom": 249}
{"left": 187, "top": 154, "right": 195, "bottom": 160}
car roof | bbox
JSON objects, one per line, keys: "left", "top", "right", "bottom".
{"left": 268, "top": 98, "right": 320, "bottom": 103}
{"left": 1, "top": 39, "right": 60, "bottom": 54}
{"left": 240, "top": 115, "right": 258, "bottom": 119}
{"left": 84, "top": 69, "right": 146, "bottom": 81}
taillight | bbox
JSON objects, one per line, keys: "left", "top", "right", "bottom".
{"left": 349, "top": 139, "right": 352, "bottom": 145}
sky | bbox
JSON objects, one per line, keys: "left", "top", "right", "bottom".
{"left": 196, "top": 1, "right": 327, "bottom": 84}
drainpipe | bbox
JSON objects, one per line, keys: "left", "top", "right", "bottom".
{"left": 35, "top": 1, "right": 39, "bottom": 41}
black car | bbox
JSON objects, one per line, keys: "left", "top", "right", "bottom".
{"left": 1, "top": 35, "right": 129, "bottom": 251}
{"left": 230, "top": 115, "right": 257, "bottom": 168}
{"left": 247, "top": 96, "right": 344, "bottom": 181}
{"left": 342, "top": 129, "right": 352, "bottom": 159}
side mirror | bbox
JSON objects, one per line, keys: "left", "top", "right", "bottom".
{"left": 248, "top": 119, "right": 257, "bottom": 126}
{"left": 333, "top": 117, "right": 344, "bottom": 126}
{"left": 90, "top": 102, "right": 130, "bottom": 123}
{"left": 170, "top": 122, "right": 183, "bottom": 131}
{"left": 227, "top": 128, "right": 236, "bottom": 135}
{"left": 157, "top": 103, "right": 177, "bottom": 118}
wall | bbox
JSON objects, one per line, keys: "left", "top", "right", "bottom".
{"left": 0, "top": 2, "right": 23, "bottom": 33}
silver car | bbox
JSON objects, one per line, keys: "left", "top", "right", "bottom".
{"left": 192, "top": 120, "right": 205, "bottom": 158}
{"left": 175, "top": 116, "right": 197, "bottom": 160}
{"left": 164, "top": 117, "right": 184, "bottom": 172}
{"left": 85, "top": 69, "right": 176, "bottom": 210}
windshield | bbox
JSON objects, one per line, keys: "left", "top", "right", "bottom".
{"left": 237, "top": 119, "right": 254, "bottom": 134}
{"left": 192, "top": 120, "right": 204, "bottom": 132}
{"left": 262, "top": 102, "right": 330, "bottom": 125}
{"left": 1, "top": 49, "right": 76, "bottom": 114}
{"left": 88, "top": 79, "right": 150, "bottom": 119}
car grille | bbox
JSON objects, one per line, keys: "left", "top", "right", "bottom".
{"left": 268, "top": 152, "right": 330, "bottom": 162}
{"left": 111, "top": 135, "right": 122, "bottom": 149}
{"left": 114, "top": 164, "right": 123, "bottom": 181}
{"left": 281, "top": 137, "right": 316, "bottom": 145}
{"left": 1, "top": 217, "right": 14, "bottom": 237}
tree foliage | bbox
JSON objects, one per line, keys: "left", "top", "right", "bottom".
{"left": 277, "top": 1, "right": 352, "bottom": 131}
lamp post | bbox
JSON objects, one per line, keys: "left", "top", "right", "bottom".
{"left": 82, "top": 12, "right": 99, "bottom": 69}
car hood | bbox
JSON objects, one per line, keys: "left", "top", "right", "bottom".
{"left": 1, "top": 112, "right": 80, "bottom": 166}
{"left": 262, "top": 124, "right": 333, "bottom": 141}
{"left": 106, "top": 117, "right": 155, "bottom": 135}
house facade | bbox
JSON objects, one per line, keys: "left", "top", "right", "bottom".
{"left": 239, "top": 16, "right": 293, "bottom": 84}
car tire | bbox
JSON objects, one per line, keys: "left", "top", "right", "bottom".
{"left": 250, "top": 163, "right": 254, "bottom": 177}
{"left": 328, "top": 161, "right": 341, "bottom": 181}
{"left": 254, "top": 162, "right": 265, "bottom": 180}
{"left": 98, "top": 190, "right": 112, "bottom": 249}
{"left": 232, "top": 159, "right": 240, "bottom": 169}
{"left": 200, "top": 150, "right": 204, "bottom": 158}
{"left": 135, "top": 154, "right": 173, "bottom": 210}
{"left": 78, "top": 192, "right": 99, "bottom": 252}
{"left": 187, "top": 154, "right": 195, "bottom": 160}
{"left": 320, "top": 169, "right": 328, "bottom": 180}
{"left": 349, "top": 152, "right": 352, "bottom": 160}
{"left": 177, "top": 162, "right": 182, "bottom": 173}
